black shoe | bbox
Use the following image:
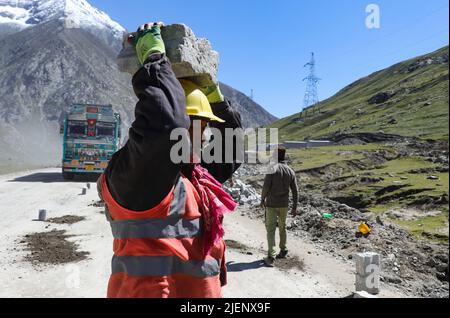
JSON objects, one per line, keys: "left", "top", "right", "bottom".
{"left": 276, "top": 250, "right": 289, "bottom": 259}
{"left": 264, "top": 257, "right": 275, "bottom": 267}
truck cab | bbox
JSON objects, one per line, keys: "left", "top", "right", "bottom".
{"left": 61, "top": 104, "right": 121, "bottom": 180}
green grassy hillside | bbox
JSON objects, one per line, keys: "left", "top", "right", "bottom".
{"left": 271, "top": 46, "right": 449, "bottom": 141}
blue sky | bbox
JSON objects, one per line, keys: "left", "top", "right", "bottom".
{"left": 90, "top": 0, "right": 449, "bottom": 118}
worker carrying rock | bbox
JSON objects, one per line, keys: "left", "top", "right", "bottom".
{"left": 260, "top": 147, "right": 299, "bottom": 267}
{"left": 97, "top": 22, "right": 243, "bottom": 298}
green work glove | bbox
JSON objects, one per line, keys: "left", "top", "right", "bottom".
{"left": 135, "top": 23, "right": 166, "bottom": 65}
{"left": 200, "top": 85, "right": 225, "bottom": 104}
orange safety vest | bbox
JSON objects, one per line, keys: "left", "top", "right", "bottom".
{"left": 99, "top": 174, "right": 227, "bottom": 298}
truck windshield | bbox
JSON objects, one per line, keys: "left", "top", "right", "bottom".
{"left": 68, "top": 121, "right": 86, "bottom": 137}
{"left": 97, "top": 124, "right": 115, "bottom": 137}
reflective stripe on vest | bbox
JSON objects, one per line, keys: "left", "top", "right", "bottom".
{"left": 106, "top": 176, "right": 202, "bottom": 239}
{"left": 110, "top": 218, "right": 201, "bottom": 239}
{"left": 112, "top": 255, "right": 220, "bottom": 278}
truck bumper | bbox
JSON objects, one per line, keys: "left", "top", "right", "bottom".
{"left": 62, "top": 168, "right": 104, "bottom": 174}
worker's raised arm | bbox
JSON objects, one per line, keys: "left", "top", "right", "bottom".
{"left": 200, "top": 86, "right": 244, "bottom": 183}
{"left": 104, "top": 23, "right": 190, "bottom": 211}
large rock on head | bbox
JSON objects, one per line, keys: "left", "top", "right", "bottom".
{"left": 117, "top": 24, "right": 219, "bottom": 87}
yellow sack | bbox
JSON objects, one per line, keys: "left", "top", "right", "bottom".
{"left": 359, "top": 222, "right": 372, "bottom": 235}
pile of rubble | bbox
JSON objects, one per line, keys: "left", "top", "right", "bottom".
{"left": 223, "top": 178, "right": 261, "bottom": 206}
{"left": 231, "top": 167, "right": 449, "bottom": 298}
{"left": 290, "top": 204, "right": 449, "bottom": 298}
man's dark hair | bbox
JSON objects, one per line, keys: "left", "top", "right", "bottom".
{"left": 277, "top": 146, "right": 286, "bottom": 162}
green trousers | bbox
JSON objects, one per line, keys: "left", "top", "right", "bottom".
{"left": 265, "top": 207, "right": 289, "bottom": 258}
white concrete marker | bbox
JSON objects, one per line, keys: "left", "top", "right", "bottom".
{"left": 355, "top": 252, "right": 381, "bottom": 295}
{"left": 38, "top": 209, "right": 47, "bottom": 221}
{"left": 354, "top": 291, "right": 378, "bottom": 298}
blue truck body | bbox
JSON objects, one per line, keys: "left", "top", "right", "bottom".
{"left": 61, "top": 104, "right": 121, "bottom": 180}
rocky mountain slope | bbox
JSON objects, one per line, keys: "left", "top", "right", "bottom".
{"left": 272, "top": 46, "right": 449, "bottom": 141}
{"left": 0, "top": 0, "right": 276, "bottom": 171}
{"left": 220, "top": 82, "right": 277, "bottom": 128}
{"left": 0, "top": 19, "right": 136, "bottom": 168}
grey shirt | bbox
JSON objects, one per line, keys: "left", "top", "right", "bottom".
{"left": 261, "top": 162, "right": 298, "bottom": 210}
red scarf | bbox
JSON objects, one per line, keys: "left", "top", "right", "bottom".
{"left": 190, "top": 165, "right": 237, "bottom": 256}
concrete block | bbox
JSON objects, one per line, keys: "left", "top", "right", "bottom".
{"left": 116, "top": 39, "right": 141, "bottom": 75}
{"left": 356, "top": 273, "right": 380, "bottom": 295}
{"left": 354, "top": 291, "right": 378, "bottom": 299}
{"left": 355, "top": 252, "right": 381, "bottom": 295}
{"left": 117, "top": 24, "right": 219, "bottom": 87}
{"left": 355, "top": 252, "right": 381, "bottom": 276}
{"left": 38, "top": 209, "right": 47, "bottom": 221}
{"left": 161, "top": 24, "right": 219, "bottom": 86}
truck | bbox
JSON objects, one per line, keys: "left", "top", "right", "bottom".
{"left": 60, "top": 104, "right": 121, "bottom": 180}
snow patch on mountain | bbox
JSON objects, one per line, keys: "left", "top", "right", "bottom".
{"left": 0, "top": 0, "right": 125, "bottom": 49}
{"left": 0, "top": 4, "right": 30, "bottom": 26}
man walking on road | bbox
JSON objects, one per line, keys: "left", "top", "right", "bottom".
{"left": 260, "top": 147, "right": 298, "bottom": 267}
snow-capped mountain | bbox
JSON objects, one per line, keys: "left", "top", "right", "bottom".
{"left": 0, "top": 0, "right": 125, "bottom": 50}
{"left": 0, "top": 0, "right": 276, "bottom": 171}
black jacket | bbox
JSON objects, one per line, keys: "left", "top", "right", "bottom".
{"left": 104, "top": 56, "right": 243, "bottom": 211}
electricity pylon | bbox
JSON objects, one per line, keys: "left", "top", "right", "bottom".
{"left": 302, "top": 52, "right": 321, "bottom": 112}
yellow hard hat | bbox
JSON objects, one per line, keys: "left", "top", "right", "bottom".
{"left": 179, "top": 79, "right": 225, "bottom": 123}
{"left": 185, "top": 89, "right": 225, "bottom": 123}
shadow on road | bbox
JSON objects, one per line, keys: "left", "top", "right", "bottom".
{"left": 226, "top": 260, "right": 266, "bottom": 272}
{"left": 8, "top": 172, "right": 100, "bottom": 183}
